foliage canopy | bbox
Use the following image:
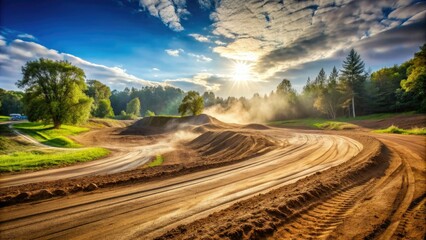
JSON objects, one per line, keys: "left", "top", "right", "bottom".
{"left": 178, "top": 91, "right": 204, "bottom": 116}
{"left": 17, "top": 58, "right": 92, "bottom": 128}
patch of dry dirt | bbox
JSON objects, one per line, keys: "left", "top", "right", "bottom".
{"left": 156, "top": 133, "right": 426, "bottom": 240}
{"left": 0, "top": 125, "right": 283, "bottom": 206}
{"left": 1, "top": 115, "right": 424, "bottom": 239}
{"left": 352, "top": 114, "right": 426, "bottom": 129}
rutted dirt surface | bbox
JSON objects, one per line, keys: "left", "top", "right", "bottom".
{"left": 0, "top": 129, "right": 364, "bottom": 239}
{"left": 156, "top": 133, "right": 425, "bottom": 240}
{"left": 0, "top": 115, "right": 424, "bottom": 240}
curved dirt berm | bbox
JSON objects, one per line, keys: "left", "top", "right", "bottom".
{"left": 156, "top": 132, "right": 426, "bottom": 240}
{"left": 189, "top": 130, "right": 285, "bottom": 163}
{"left": 121, "top": 114, "right": 233, "bottom": 135}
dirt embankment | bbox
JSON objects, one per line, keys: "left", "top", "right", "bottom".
{"left": 352, "top": 114, "right": 426, "bottom": 129}
{"left": 0, "top": 119, "right": 282, "bottom": 206}
{"left": 155, "top": 132, "right": 424, "bottom": 240}
{"left": 121, "top": 114, "right": 236, "bottom": 135}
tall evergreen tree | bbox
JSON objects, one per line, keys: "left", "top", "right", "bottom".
{"left": 314, "top": 68, "right": 327, "bottom": 87}
{"left": 340, "top": 49, "right": 366, "bottom": 117}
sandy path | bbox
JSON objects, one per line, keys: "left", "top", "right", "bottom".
{"left": 0, "top": 125, "right": 177, "bottom": 188}
{"left": 0, "top": 131, "right": 362, "bottom": 239}
{"left": 270, "top": 133, "right": 425, "bottom": 239}
{"left": 0, "top": 142, "right": 174, "bottom": 188}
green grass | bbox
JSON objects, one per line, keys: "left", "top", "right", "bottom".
{"left": 13, "top": 122, "right": 89, "bottom": 148}
{"left": 0, "top": 147, "right": 110, "bottom": 172}
{"left": 313, "top": 121, "right": 358, "bottom": 130}
{"left": 0, "top": 116, "right": 10, "bottom": 122}
{"left": 374, "top": 125, "right": 426, "bottom": 135}
{"left": 147, "top": 154, "right": 164, "bottom": 167}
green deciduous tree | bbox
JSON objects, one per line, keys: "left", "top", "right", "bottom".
{"left": 17, "top": 58, "right": 92, "bottom": 128}
{"left": 126, "top": 97, "right": 141, "bottom": 117}
{"left": 145, "top": 110, "right": 155, "bottom": 117}
{"left": 340, "top": 49, "right": 366, "bottom": 117}
{"left": 202, "top": 91, "right": 216, "bottom": 107}
{"left": 0, "top": 89, "right": 24, "bottom": 115}
{"left": 178, "top": 91, "right": 204, "bottom": 116}
{"left": 370, "top": 65, "right": 407, "bottom": 112}
{"left": 313, "top": 67, "right": 341, "bottom": 119}
{"left": 95, "top": 99, "right": 114, "bottom": 118}
{"left": 401, "top": 44, "right": 426, "bottom": 112}
{"left": 86, "top": 80, "right": 113, "bottom": 117}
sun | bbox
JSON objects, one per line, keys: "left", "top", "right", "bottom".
{"left": 232, "top": 61, "right": 252, "bottom": 82}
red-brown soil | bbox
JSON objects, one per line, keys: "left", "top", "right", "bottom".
{"left": 155, "top": 132, "right": 425, "bottom": 240}
{"left": 0, "top": 115, "right": 424, "bottom": 240}
{"left": 0, "top": 117, "right": 283, "bottom": 206}
{"left": 352, "top": 114, "right": 426, "bottom": 129}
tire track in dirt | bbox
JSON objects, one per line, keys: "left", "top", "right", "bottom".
{"left": 272, "top": 184, "right": 368, "bottom": 239}
{"left": 392, "top": 195, "right": 426, "bottom": 239}
{"left": 368, "top": 137, "right": 418, "bottom": 240}
{"left": 271, "top": 134, "right": 424, "bottom": 240}
{"left": 0, "top": 132, "right": 362, "bottom": 240}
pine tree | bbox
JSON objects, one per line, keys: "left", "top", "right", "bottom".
{"left": 314, "top": 68, "right": 327, "bottom": 87}
{"left": 340, "top": 49, "right": 366, "bottom": 117}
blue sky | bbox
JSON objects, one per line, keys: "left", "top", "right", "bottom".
{"left": 0, "top": 0, "right": 425, "bottom": 97}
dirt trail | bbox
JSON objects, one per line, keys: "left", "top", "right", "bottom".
{"left": 0, "top": 116, "right": 424, "bottom": 239}
{"left": 0, "top": 141, "right": 174, "bottom": 188}
{"left": 0, "top": 131, "right": 362, "bottom": 239}
{"left": 152, "top": 133, "right": 424, "bottom": 240}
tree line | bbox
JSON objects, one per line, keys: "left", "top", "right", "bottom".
{"left": 1, "top": 44, "right": 424, "bottom": 127}
{"left": 200, "top": 44, "right": 426, "bottom": 120}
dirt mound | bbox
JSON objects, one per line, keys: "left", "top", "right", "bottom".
{"left": 241, "top": 123, "right": 271, "bottom": 130}
{"left": 121, "top": 114, "right": 230, "bottom": 135}
{"left": 86, "top": 119, "right": 133, "bottom": 128}
{"left": 189, "top": 130, "right": 284, "bottom": 163}
{"left": 192, "top": 123, "right": 227, "bottom": 133}
{"left": 156, "top": 134, "right": 386, "bottom": 240}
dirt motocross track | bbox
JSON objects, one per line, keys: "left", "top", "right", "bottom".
{"left": 0, "top": 115, "right": 425, "bottom": 240}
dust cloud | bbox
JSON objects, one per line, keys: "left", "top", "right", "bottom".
{"left": 204, "top": 94, "right": 298, "bottom": 124}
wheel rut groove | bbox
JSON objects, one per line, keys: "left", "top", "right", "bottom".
{"left": 273, "top": 184, "right": 367, "bottom": 239}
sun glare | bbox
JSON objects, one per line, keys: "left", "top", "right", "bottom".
{"left": 232, "top": 61, "right": 252, "bottom": 82}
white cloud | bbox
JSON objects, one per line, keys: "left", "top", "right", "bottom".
{"left": 165, "top": 72, "right": 223, "bottom": 92}
{"left": 198, "top": 0, "right": 213, "bottom": 9}
{"left": 389, "top": 2, "right": 426, "bottom": 19}
{"left": 188, "top": 33, "right": 211, "bottom": 42}
{"left": 188, "top": 53, "right": 212, "bottom": 62}
{"left": 152, "top": 67, "right": 160, "bottom": 71}
{"left": 210, "top": 0, "right": 425, "bottom": 80}
{"left": 0, "top": 38, "right": 159, "bottom": 91}
{"left": 214, "top": 40, "right": 226, "bottom": 45}
{"left": 17, "top": 33, "right": 36, "bottom": 40}
{"left": 138, "top": 0, "right": 188, "bottom": 31}
{"left": 165, "top": 48, "right": 183, "bottom": 56}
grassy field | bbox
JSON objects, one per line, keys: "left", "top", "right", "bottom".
{"left": 13, "top": 122, "right": 89, "bottom": 148}
{"left": 0, "top": 124, "right": 110, "bottom": 172}
{"left": 0, "top": 148, "right": 109, "bottom": 172}
{"left": 147, "top": 154, "right": 164, "bottom": 167}
{"left": 0, "top": 116, "right": 10, "bottom": 122}
{"left": 374, "top": 125, "right": 426, "bottom": 135}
